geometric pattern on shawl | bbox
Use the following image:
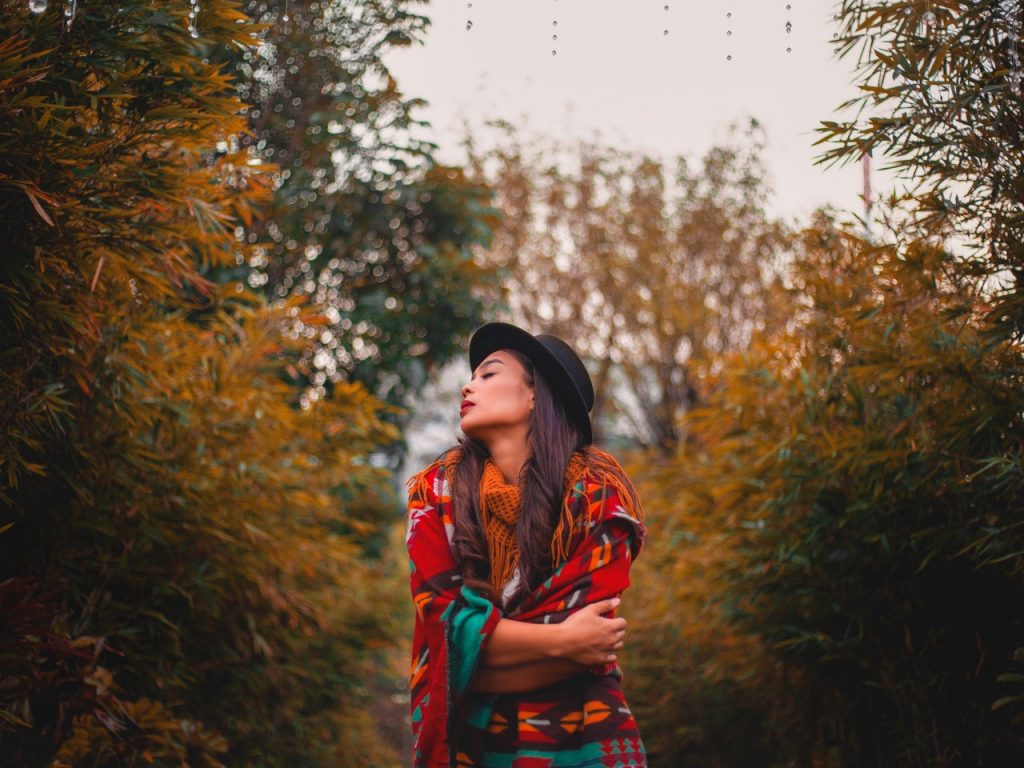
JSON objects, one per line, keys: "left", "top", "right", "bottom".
{"left": 406, "top": 449, "right": 648, "bottom": 768}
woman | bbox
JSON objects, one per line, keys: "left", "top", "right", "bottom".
{"left": 405, "top": 321, "right": 647, "bottom": 768}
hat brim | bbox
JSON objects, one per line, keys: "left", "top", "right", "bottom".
{"left": 469, "top": 322, "right": 593, "bottom": 445}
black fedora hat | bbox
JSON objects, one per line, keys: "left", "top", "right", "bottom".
{"left": 468, "top": 322, "right": 595, "bottom": 445}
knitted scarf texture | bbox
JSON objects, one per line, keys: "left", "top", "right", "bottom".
{"left": 478, "top": 457, "right": 522, "bottom": 597}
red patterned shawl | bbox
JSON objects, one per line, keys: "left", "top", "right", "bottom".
{"left": 405, "top": 447, "right": 647, "bottom": 768}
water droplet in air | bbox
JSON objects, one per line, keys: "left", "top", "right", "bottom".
{"left": 552, "top": 49, "right": 557, "bottom": 56}
{"left": 663, "top": 29, "right": 668, "bottom": 35}
{"left": 727, "top": 29, "right": 732, "bottom": 36}
{"left": 190, "top": 28, "right": 199, "bottom": 38}
{"left": 787, "top": 47, "right": 792, "bottom": 53}
{"left": 28, "top": 0, "right": 47, "bottom": 12}
{"left": 664, "top": 4, "right": 669, "bottom": 10}
{"left": 466, "top": 19, "right": 472, "bottom": 30}
{"left": 727, "top": 54, "right": 732, "bottom": 61}
{"left": 786, "top": 3, "right": 791, "bottom": 9}
{"left": 282, "top": 13, "right": 289, "bottom": 21}
{"left": 553, "top": 20, "right": 558, "bottom": 27}
{"left": 786, "top": 21, "right": 793, "bottom": 32}
{"left": 922, "top": 11, "right": 936, "bottom": 26}
{"left": 553, "top": 34, "right": 557, "bottom": 41}
{"left": 467, "top": 1, "right": 472, "bottom": 7}
{"left": 903, "top": 6, "right": 912, "bottom": 15}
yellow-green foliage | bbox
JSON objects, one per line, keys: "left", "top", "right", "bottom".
{"left": 617, "top": 2, "right": 1024, "bottom": 764}
{"left": 625, "top": 210, "right": 1024, "bottom": 767}
{"left": 1, "top": 2, "right": 404, "bottom": 766}
{"left": 622, "top": 451, "right": 783, "bottom": 767}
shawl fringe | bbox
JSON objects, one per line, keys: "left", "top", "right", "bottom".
{"left": 405, "top": 446, "right": 644, "bottom": 569}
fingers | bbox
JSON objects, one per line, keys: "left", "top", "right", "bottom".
{"left": 600, "top": 616, "right": 626, "bottom": 635}
{"left": 594, "top": 597, "right": 621, "bottom": 615}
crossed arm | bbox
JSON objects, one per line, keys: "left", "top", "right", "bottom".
{"left": 470, "top": 598, "right": 625, "bottom": 693}
{"left": 407, "top": 468, "right": 638, "bottom": 696}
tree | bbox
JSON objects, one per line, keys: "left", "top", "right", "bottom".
{"left": 465, "top": 120, "right": 791, "bottom": 453}
{"left": 820, "top": 0, "right": 1024, "bottom": 342}
{"left": 214, "top": 1, "right": 502, "bottom": 435}
{"left": 683, "top": 207, "right": 1024, "bottom": 765}
{"left": 621, "top": 4, "right": 1024, "bottom": 764}
{"left": 0, "top": 2, "right": 412, "bottom": 765}
{"left": 616, "top": 449, "right": 784, "bottom": 767}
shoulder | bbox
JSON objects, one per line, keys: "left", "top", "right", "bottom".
{"left": 552, "top": 448, "right": 646, "bottom": 563}
{"left": 405, "top": 447, "right": 462, "bottom": 507}
{"left": 566, "top": 447, "right": 644, "bottom": 527}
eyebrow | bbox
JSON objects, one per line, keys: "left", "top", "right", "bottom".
{"left": 476, "top": 359, "right": 505, "bottom": 375}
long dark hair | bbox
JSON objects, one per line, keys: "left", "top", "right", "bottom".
{"left": 449, "top": 348, "right": 583, "bottom": 607}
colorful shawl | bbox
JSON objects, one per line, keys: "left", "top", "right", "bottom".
{"left": 405, "top": 447, "right": 648, "bottom": 768}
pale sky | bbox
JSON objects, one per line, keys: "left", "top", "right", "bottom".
{"left": 386, "top": 0, "right": 891, "bottom": 225}
{"left": 387, "top": 1, "right": 902, "bottom": 474}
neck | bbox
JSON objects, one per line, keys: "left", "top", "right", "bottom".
{"left": 481, "top": 434, "right": 530, "bottom": 485}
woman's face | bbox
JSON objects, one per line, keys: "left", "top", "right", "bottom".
{"left": 459, "top": 349, "right": 534, "bottom": 441}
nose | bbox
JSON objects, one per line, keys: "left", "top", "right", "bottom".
{"left": 461, "top": 380, "right": 473, "bottom": 398}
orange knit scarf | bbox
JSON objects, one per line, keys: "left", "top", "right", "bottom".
{"left": 478, "top": 457, "right": 524, "bottom": 597}
{"left": 409, "top": 447, "right": 642, "bottom": 598}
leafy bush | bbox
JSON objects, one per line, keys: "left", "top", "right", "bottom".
{"left": 1, "top": 2, "right": 407, "bottom": 765}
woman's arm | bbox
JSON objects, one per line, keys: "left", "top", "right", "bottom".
{"left": 480, "top": 597, "right": 625, "bottom": 668}
{"left": 470, "top": 658, "right": 588, "bottom": 693}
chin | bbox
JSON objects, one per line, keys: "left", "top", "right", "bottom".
{"left": 460, "top": 417, "right": 492, "bottom": 441}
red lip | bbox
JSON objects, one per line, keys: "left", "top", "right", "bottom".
{"left": 460, "top": 400, "right": 475, "bottom": 413}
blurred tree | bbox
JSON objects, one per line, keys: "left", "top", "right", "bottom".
{"left": 465, "top": 120, "right": 791, "bottom": 453}
{"left": 680, "top": 208, "right": 1024, "bottom": 766}
{"left": 615, "top": 5, "right": 1024, "bottom": 765}
{"left": 0, "top": 2, "right": 412, "bottom": 765}
{"left": 615, "top": 449, "right": 785, "bottom": 767}
{"left": 211, "top": 1, "right": 502, "bottom": 440}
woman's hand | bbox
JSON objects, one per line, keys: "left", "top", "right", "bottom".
{"left": 553, "top": 597, "right": 626, "bottom": 666}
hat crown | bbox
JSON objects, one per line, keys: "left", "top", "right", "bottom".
{"left": 534, "top": 334, "right": 595, "bottom": 412}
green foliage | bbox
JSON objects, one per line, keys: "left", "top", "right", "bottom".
{"left": 0, "top": 2, "right": 416, "bottom": 765}
{"left": 213, "top": 1, "right": 502, "bottom": 425}
{"left": 1, "top": 0, "right": 268, "bottom": 503}
{"left": 617, "top": 453, "right": 783, "bottom": 767}
{"left": 820, "top": 0, "right": 1024, "bottom": 342}
{"left": 626, "top": 210, "right": 1024, "bottom": 766}
{"left": 618, "top": 5, "right": 1024, "bottom": 765}
{"left": 680, "top": 210, "right": 1024, "bottom": 765}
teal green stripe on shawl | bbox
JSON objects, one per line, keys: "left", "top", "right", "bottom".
{"left": 445, "top": 584, "right": 499, "bottom": 766}
{"left": 482, "top": 740, "right": 642, "bottom": 768}
{"left": 445, "top": 584, "right": 495, "bottom": 699}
